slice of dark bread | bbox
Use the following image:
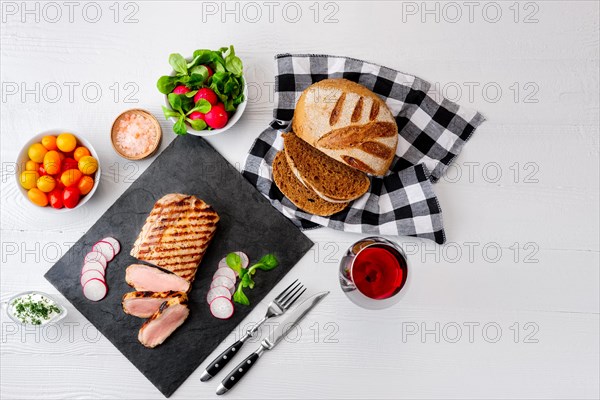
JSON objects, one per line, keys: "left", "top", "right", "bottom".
{"left": 282, "top": 132, "right": 370, "bottom": 202}
{"left": 272, "top": 151, "right": 348, "bottom": 217}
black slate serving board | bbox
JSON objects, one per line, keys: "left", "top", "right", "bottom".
{"left": 44, "top": 135, "right": 314, "bottom": 397}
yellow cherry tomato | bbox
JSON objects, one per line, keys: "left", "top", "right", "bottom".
{"left": 56, "top": 133, "right": 77, "bottom": 152}
{"left": 28, "top": 188, "right": 48, "bottom": 207}
{"left": 43, "top": 150, "right": 62, "bottom": 175}
{"left": 20, "top": 171, "right": 39, "bottom": 190}
{"left": 60, "top": 169, "right": 83, "bottom": 187}
{"left": 25, "top": 160, "right": 39, "bottom": 171}
{"left": 78, "top": 156, "right": 98, "bottom": 175}
{"left": 36, "top": 175, "right": 56, "bottom": 193}
{"left": 77, "top": 176, "right": 94, "bottom": 195}
{"left": 28, "top": 143, "right": 48, "bottom": 163}
{"left": 41, "top": 135, "right": 58, "bottom": 150}
{"left": 73, "top": 146, "right": 91, "bottom": 162}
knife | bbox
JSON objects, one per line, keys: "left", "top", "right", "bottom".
{"left": 215, "top": 291, "right": 329, "bottom": 395}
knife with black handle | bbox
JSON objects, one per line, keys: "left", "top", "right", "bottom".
{"left": 216, "top": 291, "right": 329, "bottom": 395}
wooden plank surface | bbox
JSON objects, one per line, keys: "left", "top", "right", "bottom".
{"left": 1, "top": 1, "right": 598, "bottom": 399}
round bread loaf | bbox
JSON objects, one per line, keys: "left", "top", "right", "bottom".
{"left": 292, "top": 79, "right": 398, "bottom": 176}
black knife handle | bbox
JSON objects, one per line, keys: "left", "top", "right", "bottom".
{"left": 220, "top": 350, "right": 262, "bottom": 393}
{"left": 202, "top": 339, "right": 245, "bottom": 381}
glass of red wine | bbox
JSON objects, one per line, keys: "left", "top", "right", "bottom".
{"left": 339, "top": 236, "right": 410, "bottom": 309}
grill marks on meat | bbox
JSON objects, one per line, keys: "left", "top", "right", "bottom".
{"left": 122, "top": 291, "right": 188, "bottom": 318}
{"left": 125, "top": 193, "right": 219, "bottom": 348}
{"left": 138, "top": 296, "right": 190, "bottom": 348}
{"left": 130, "top": 193, "right": 219, "bottom": 282}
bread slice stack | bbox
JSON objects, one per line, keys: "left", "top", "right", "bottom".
{"left": 272, "top": 79, "right": 399, "bottom": 216}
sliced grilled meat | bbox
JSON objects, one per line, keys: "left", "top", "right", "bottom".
{"left": 125, "top": 264, "right": 191, "bottom": 292}
{"left": 122, "top": 291, "right": 188, "bottom": 318}
{"left": 138, "top": 296, "right": 189, "bottom": 348}
{"left": 130, "top": 193, "right": 219, "bottom": 283}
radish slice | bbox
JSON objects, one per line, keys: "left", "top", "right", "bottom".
{"left": 82, "top": 260, "right": 105, "bottom": 276}
{"left": 80, "top": 269, "right": 105, "bottom": 286}
{"left": 83, "top": 278, "right": 108, "bottom": 301}
{"left": 218, "top": 252, "right": 249, "bottom": 269}
{"left": 211, "top": 276, "right": 235, "bottom": 295}
{"left": 101, "top": 237, "right": 121, "bottom": 255}
{"left": 213, "top": 268, "right": 236, "bottom": 282}
{"left": 217, "top": 257, "right": 238, "bottom": 277}
{"left": 235, "top": 252, "right": 249, "bottom": 268}
{"left": 206, "top": 286, "right": 232, "bottom": 304}
{"left": 217, "top": 257, "right": 229, "bottom": 269}
{"left": 93, "top": 240, "right": 115, "bottom": 262}
{"left": 210, "top": 296, "right": 234, "bottom": 319}
{"left": 84, "top": 251, "right": 107, "bottom": 269}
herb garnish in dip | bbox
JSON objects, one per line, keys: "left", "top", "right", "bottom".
{"left": 10, "top": 293, "right": 62, "bottom": 325}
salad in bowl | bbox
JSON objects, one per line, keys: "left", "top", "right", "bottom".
{"left": 157, "top": 46, "right": 247, "bottom": 136}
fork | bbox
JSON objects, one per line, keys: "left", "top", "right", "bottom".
{"left": 200, "top": 279, "right": 306, "bottom": 382}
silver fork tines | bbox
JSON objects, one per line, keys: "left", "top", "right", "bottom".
{"left": 275, "top": 279, "right": 303, "bottom": 308}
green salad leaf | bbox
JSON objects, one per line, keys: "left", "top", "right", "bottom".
{"left": 169, "top": 53, "right": 188, "bottom": 75}
{"left": 225, "top": 253, "right": 278, "bottom": 306}
{"left": 173, "top": 116, "right": 187, "bottom": 135}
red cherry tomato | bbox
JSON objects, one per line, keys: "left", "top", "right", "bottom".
{"left": 38, "top": 165, "right": 47, "bottom": 176}
{"left": 204, "top": 102, "right": 229, "bottom": 129}
{"left": 194, "top": 88, "right": 218, "bottom": 105}
{"left": 48, "top": 189, "right": 64, "bottom": 209}
{"left": 63, "top": 186, "right": 80, "bottom": 209}
{"left": 62, "top": 157, "right": 79, "bottom": 172}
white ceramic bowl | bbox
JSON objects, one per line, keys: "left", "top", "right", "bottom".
{"left": 15, "top": 130, "right": 101, "bottom": 212}
{"left": 163, "top": 74, "right": 248, "bottom": 137}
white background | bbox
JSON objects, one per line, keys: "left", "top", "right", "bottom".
{"left": 1, "top": 1, "right": 599, "bottom": 399}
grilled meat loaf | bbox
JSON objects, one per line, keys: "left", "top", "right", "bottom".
{"left": 130, "top": 193, "right": 219, "bottom": 282}
{"left": 122, "top": 291, "right": 188, "bottom": 318}
{"left": 138, "top": 296, "right": 189, "bottom": 348}
{"left": 125, "top": 264, "right": 191, "bottom": 292}
{"left": 292, "top": 79, "right": 398, "bottom": 176}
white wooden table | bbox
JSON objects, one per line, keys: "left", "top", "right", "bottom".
{"left": 1, "top": 1, "right": 598, "bottom": 398}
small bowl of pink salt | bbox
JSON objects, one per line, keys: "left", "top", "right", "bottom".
{"left": 111, "top": 109, "right": 162, "bottom": 160}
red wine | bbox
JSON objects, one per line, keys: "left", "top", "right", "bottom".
{"left": 352, "top": 246, "right": 407, "bottom": 299}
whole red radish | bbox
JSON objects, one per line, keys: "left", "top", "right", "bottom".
{"left": 194, "top": 88, "right": 218, "bottom": 105}
{"left": 204, "top": 103, "right": 229, "bottom": 129}
{"left": 172, "top": 85, "right": 191, "bottom": 94}
{"left": 189, "top": 112, "right": 205, "bottom": 121}
{"left": 204, "top": 65, "right": 214, "bottom": 78}
{"left": 63, "top": 186, "right": 80, "bottom": 209}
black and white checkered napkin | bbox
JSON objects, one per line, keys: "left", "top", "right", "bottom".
{"left": 243, "top": 54, "right": 485, "bottom": 244}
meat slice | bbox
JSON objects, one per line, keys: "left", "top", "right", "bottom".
{"left": 138, "top": 296, "right": 190, "bottom": 348}
{"left": 122, "top": 291, "right": 188, "bottom": 318}
{"left": 130, "top": 193, "right": 219, "bottom": 282}
{"left": 125, "top": 264, "right": 190, "bottom": 292}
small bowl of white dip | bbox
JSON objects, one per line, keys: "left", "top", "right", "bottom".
{"left": 3, "top": 291, "right": 67, "bottom": 326}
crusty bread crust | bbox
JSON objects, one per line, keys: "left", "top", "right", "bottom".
{"left": 292, "top": 79, "right": 398, "bottom": 176}
{"left": 272, "top": 151, "right": 348, "bottom": 216}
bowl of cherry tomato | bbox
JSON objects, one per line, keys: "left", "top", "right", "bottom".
{"left": 16, "top": 131, "right": 101, "bottom": 211}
